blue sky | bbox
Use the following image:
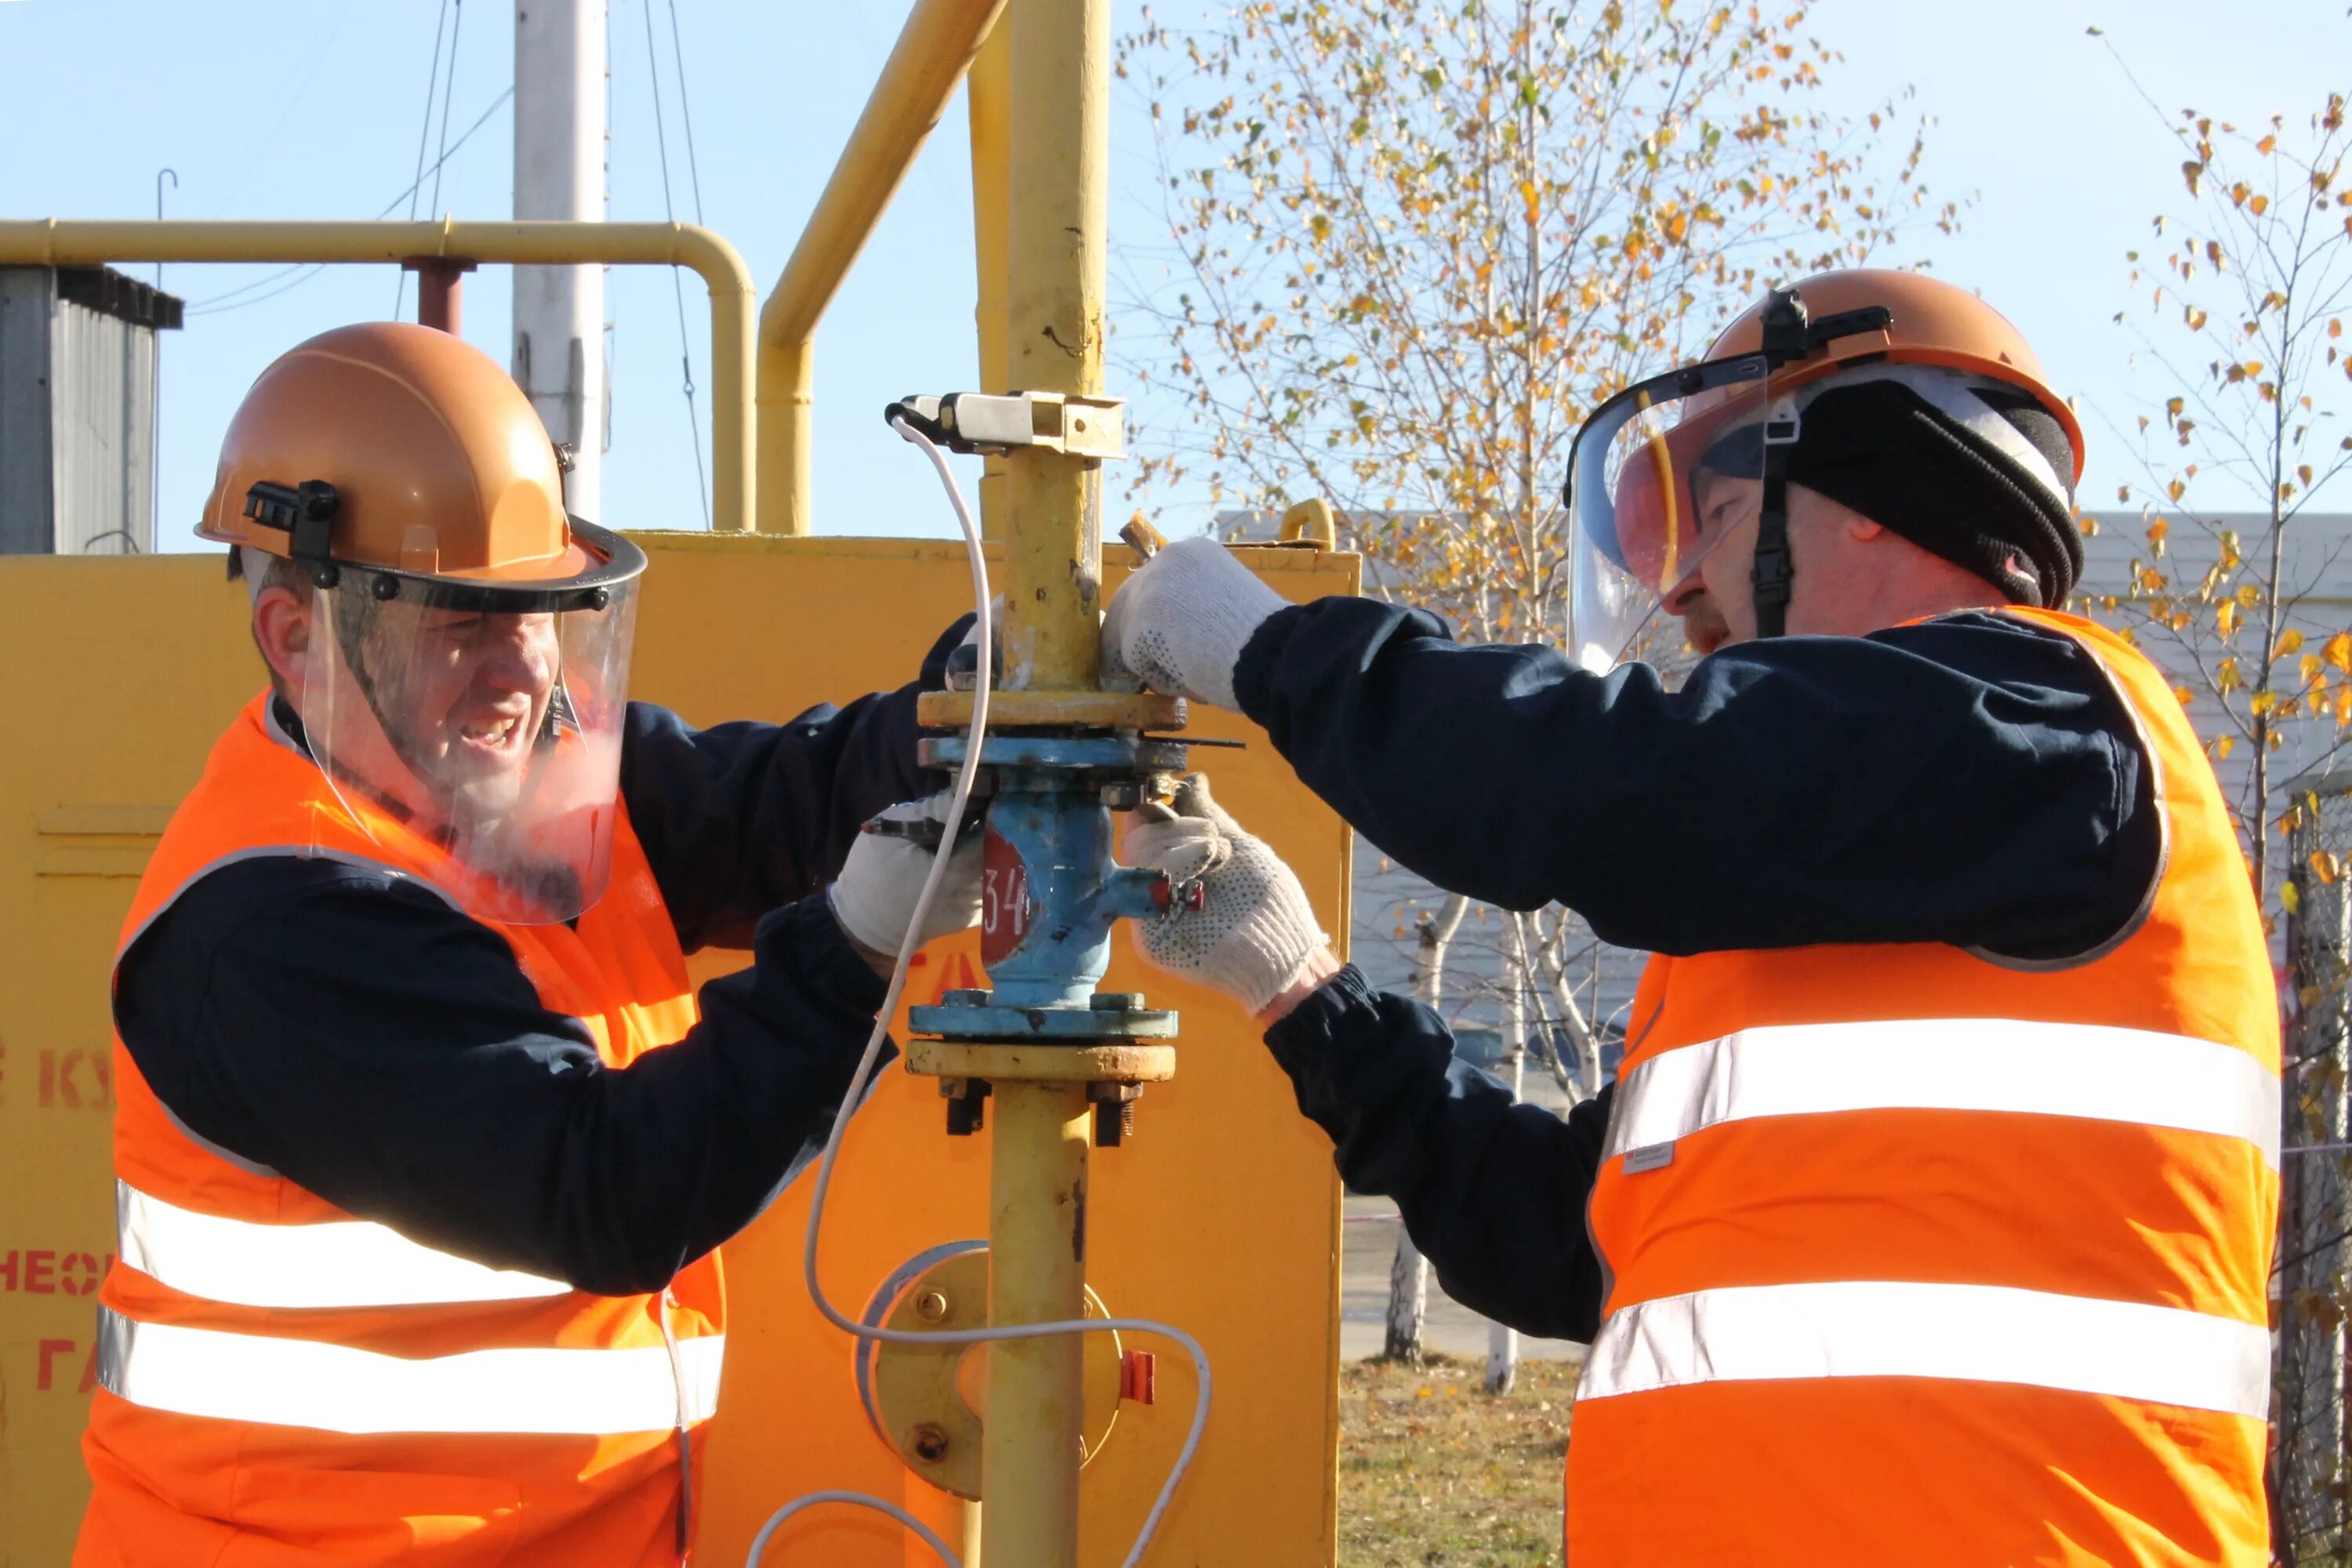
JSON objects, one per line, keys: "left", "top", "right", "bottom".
{"left": 1, "top": 0, "right": 2345, "bottom": 550}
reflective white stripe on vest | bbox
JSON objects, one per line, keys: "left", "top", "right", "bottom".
{"left": 96, "top": 1308, "right": 724, "bottom": 1435}
{"left": 1605, "top": 1018, "right": 2280, "bottom": 1170}
{"left": 118, "top": 1181, "right": 572, "bottom": 1308}
{"left": 1580, "top": 1281, "right": 2271, "bottom": 1420}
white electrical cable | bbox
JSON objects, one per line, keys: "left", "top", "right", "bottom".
{"left": 743, "top": 417, "right": 1211, "bottom": 1567}
{"left": 744, "top": 1490, "right": 959, "bottom": 1567}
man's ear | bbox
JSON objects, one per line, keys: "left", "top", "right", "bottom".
{"left": 251, "top": 586, "right": 313, "bottom": 693}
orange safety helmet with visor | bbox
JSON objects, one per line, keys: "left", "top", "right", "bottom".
{"left": 1565, "top": 269, "right": 2088, "bottom": 675}
{"left": 198, "top": 321, "right": 648, "bottom": 925}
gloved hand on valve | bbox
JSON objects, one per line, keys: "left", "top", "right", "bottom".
{"left": 1102, "top": 536, "right": 1290, "bottom": 712}
{"left": 826, "top": 793, "right": 987, "bottom": 975}
{"left": 1120, "top": 773, "right": 1341, "bottom": 1021}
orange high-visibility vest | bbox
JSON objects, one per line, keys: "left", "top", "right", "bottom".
{"left": 74, "top": 693, "right": 717, "bottom": 1567}
{"left": 1570, "top": 609, "right": 2279, "bottom": 1567}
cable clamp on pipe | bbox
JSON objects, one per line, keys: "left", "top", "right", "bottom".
{"left": 884, "top": 390, "right": 1125, "bottom": 459}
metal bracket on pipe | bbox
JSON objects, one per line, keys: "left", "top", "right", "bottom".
{"left": 854, "top": 1241, "right": 1135, "bottom": 1501}
{"left": 885, "top": 390, "right": 1125, "bottom": 459}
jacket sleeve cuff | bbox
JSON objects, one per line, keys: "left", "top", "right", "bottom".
{"left": 756, "top": 895, "right": 891, "bottom": 1017}
{"left": 1231, "top": 602, "right": 1307, "bottom": 726}
{"left": 1264, "top": 960, "right": 1382, "bottom": 1051}
{"left": 1261, "top": 964, "right": 1454, "bottom": 1137}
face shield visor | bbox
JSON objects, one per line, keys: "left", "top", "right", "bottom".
{"left": 1565, "top": 355, "right": 1780, "bottom": 677}
{"left": 294, "top": 525, "right": 644, "bottom": 926}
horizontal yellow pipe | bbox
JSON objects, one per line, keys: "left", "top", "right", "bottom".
{"left": 757, "top": 0, "right": 1008, "bottom": 535}
{"left": 0, "top": 219, "right": 759, "bottom": 535}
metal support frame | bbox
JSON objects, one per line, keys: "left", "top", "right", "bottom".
{"left": 0, "top": 220, "right": 757, "bottom": 534}
{"left": 401, "top": 256, "right": 477, "bottom": 335}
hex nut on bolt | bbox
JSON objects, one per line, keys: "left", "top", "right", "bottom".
{"left": 909, "top": 1423, "right": 950, "bottom": 1463}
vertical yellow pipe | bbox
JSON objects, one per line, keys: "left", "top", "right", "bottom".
{"left": 979, "top": 6, "right": 1109, "bottom": 1563}
{"left": 984, "top": 1081, "right": 1093, "bottom": 1568}
{"left": 967, "top": 20, "right": 1013, "bottom": 543}
{"left": 1000, "top": 0, "right": 1110, "bottom": 691}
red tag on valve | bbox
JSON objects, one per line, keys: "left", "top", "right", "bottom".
{"left": 980, "top": 828, "right": 1033, "bottom": 966}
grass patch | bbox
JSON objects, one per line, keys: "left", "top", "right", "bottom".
{"left": 1337, "top": 1351, "right": 1577, "bottom": 1566}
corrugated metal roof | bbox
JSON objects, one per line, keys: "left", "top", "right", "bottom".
{"left": 55, "top": 267, "right": 183, "bottom": 333}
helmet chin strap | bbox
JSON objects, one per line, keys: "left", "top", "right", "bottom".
{"left": 1751, "top": 418, "right": 1796, "bottom": 640}
{"left": 1748, "top": 289, "right": 1814, "bottom": 641}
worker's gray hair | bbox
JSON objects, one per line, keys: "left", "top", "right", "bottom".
{"left": 232, "top": 545, "right": 308, "bottom": 606}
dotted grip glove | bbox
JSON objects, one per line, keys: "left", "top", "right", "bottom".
{"left": 1101, "top": 536, "right": 1289, "bottom": 712}
{"left": 1122, "top": 774, "right": 1327, "bottom": 1015}
{"left": 827, "top": 794, "right": 985, "bottom": 960}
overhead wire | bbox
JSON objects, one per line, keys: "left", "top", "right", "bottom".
{"left": 394, "top": 0, "right": 456, "bottom": 319}
{"left": 663, "top": 0, "right": 709, "bottom": 222}
{"left": 638, "top": 0, "right": 710, "bottom": 526}
{"left": 217, "top": 0, "right": 361, "bottom": 209}
{"left": 183, "top": 88, "right": 515, "bottom": 319}
{"left": 427, "top": 0, "right": 467, "bottom": 225}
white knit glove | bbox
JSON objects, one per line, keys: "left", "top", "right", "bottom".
{"left": 1102, "top": 536, "right": 1288, "bottom": 712}
{"left": 1122, "top": 775, "right": 1326, "bottom": 1014}
{"left": 947, "top": 596, "right": 1004, "bottom": 690}
{"left": 828, "top": 795, "right": 985, "bottom": 959}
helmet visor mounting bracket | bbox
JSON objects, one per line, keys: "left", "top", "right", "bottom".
{"left": 244, "top": 479, "right": 344, "bottom": 590}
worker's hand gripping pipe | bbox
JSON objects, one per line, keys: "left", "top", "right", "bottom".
{"left": 744, "top": 418, "right": 1211, "bottom": 1568}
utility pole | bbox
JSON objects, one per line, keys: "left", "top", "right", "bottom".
{"left": 513, "top": 0, "right": 607, "bottom": 519}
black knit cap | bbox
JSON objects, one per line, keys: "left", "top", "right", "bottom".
{"left": 1779, "top": 376, "right": 2082, "bottom": 608}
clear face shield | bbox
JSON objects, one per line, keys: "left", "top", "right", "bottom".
{"left": 1565, "top": 356, "right": 1777, "bottom": 678}
{"left": 296, "top": 567, "right": 641, "bottom": 926}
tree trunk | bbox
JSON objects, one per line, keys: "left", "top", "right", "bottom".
{"left": 1383, "top": 1235, "right": 1431, "bottom": 1365}
{"left": 1385, "top": 895, "right": 1469, "bottom": 1362}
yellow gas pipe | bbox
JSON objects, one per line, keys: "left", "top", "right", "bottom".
{"left": 967, "top": 20, "right": 1014, "bottom": 543}
{"left": 981, "top": 2, "right": 1115, "bottom": 1563}
{"left": 0, "top": 219, "right": 756, "bottom": 535}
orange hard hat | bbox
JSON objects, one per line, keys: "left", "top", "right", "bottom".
{"left": 1698, "top": 267, "right": 2084, "bottom": 482}
{"left": 200, "top": 321, "right": 639, "bottom": 604}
